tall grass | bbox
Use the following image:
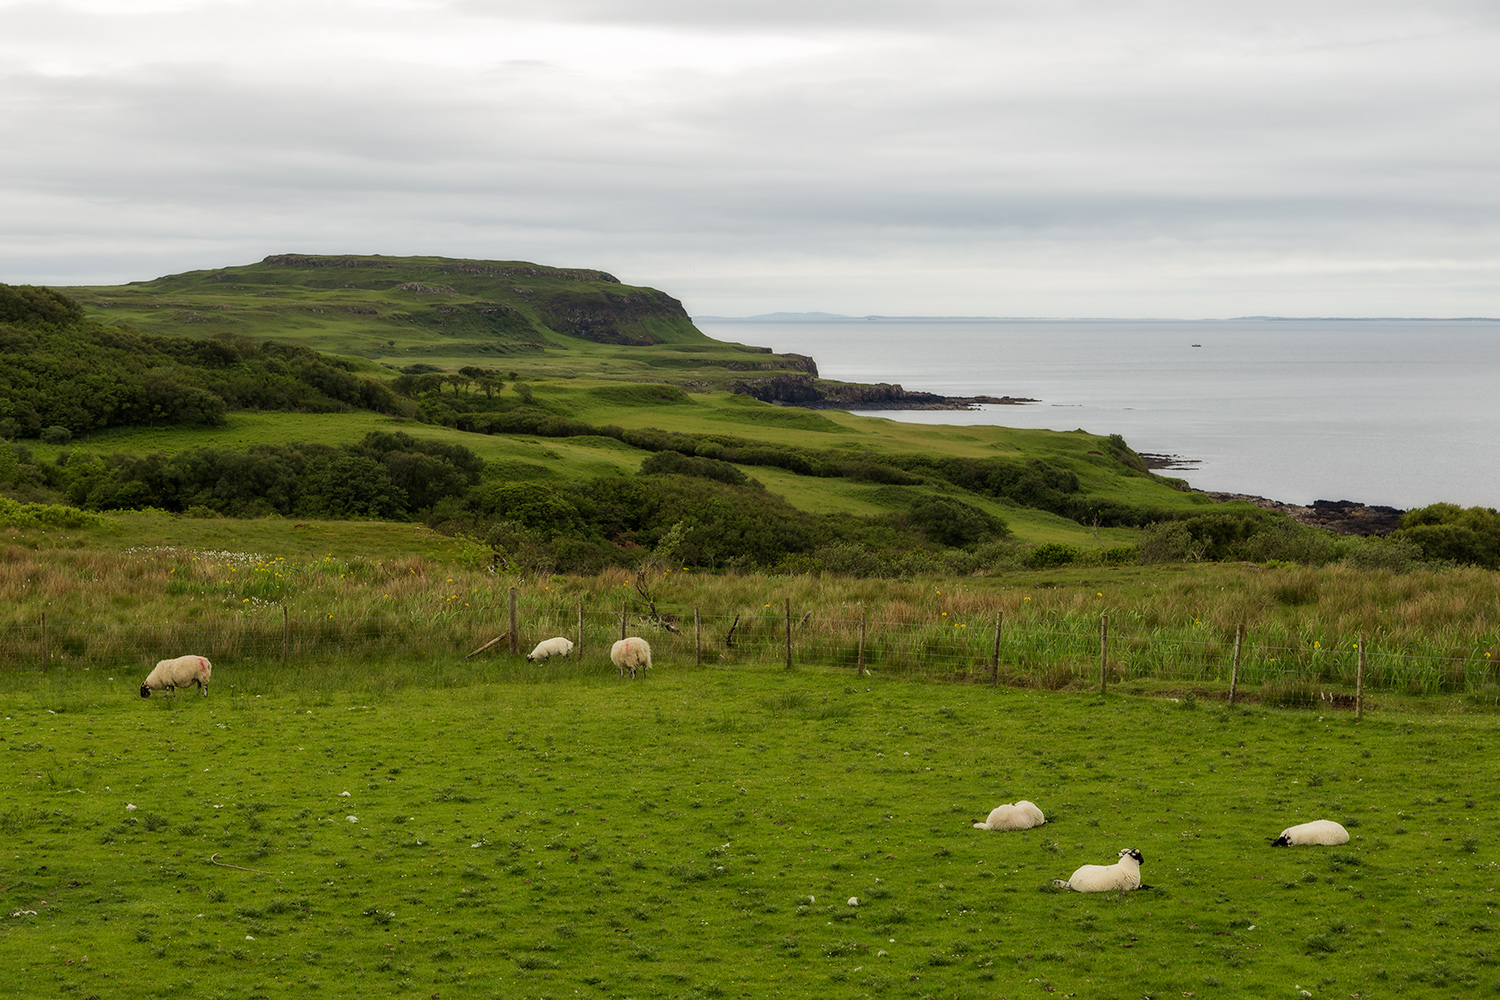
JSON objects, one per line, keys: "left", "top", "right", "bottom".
{"left": 5, "top": 536, "right": 1500, "bottom": 697}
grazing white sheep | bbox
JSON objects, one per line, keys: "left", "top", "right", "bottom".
{"left": 1272, "top": 819, "right": 1349, "bottom": 847}
{"left": 1054, "top": 848, "right": 1144, "bottom": 892}
{"left": 140, "top": 654, "right": 212, "bottom": 698}
{"left": 526, "top": 636, "right": 575, "bottom": 663}
{"left": 610, "top": 637, "right": 652, "bottom": 679}
{"left": 973, "top": 799, "right": 1046, "bottom": 831}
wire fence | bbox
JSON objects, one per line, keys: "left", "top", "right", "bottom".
{"left": 6, "top": 590, "right": 1500, "bottom": 705}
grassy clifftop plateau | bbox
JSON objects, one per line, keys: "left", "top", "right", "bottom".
{"left": 63, "top": 253, "right": 817, "bottom": 381}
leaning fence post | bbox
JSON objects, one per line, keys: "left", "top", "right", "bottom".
{"left": 990, "top": 611, "right": 1003, "bottom": 687}
{"left": 1356, "top": 637, "right": 1366, "bottom": 721}
{"left": 784, "top": 598, "right": 793, "bottom": 670}
{"left": 694, "top": 608, "right": 702, "bottom": 667}
{"left": 1099, "top": 614, "right": 1109, "bottom": 695}
{"left": 857, "top": 609, "right": 867, "bottom": 676}
{"left": 508, "top": 588, "right": 519, "bottom": 655}
{"left": 1229, "top": 623, "right": 1244, "bottom": 706}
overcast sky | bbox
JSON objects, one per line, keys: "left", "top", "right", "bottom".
{"left": 3, "top": 0, "right": 1497, "bottom": 317}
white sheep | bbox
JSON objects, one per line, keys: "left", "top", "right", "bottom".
{"left": 1272, "top": 819, "right": 1349, "bottom": 847}
{"left": 973, "top": 799, "right": 1046, "bottom": 831}
{"left": 140, "top": 654, "right": 212, "bottom": 698}
{"left": 610, "top": 637, "right": 652, "bottom": 679}
{"left": 526, "top": 636, "right": 575, "bottom": 662}
{"left": 1053, "top": 848, "right": 1144, "bottom": 892}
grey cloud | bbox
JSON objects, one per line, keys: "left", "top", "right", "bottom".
{"left": 1, "top": 0, "right": 1497, "bottom": 315}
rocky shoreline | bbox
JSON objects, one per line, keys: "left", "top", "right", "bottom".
{"left": 724, "top": 373, "right": 1037, "bottom": 410}
{"left": 1133, "top": 454, "right": 1407, "bottom": 535}
{"left": 733, "top": 380, "right": 1405, "bottom": 536}
{"left": 1203, "top": 494, "right": 1406, "bottom": 536}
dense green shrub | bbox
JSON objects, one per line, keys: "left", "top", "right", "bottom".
{"left": 1026, "top": 542, "right": 1081, "bottom": 569}
{"left": 1395, "top": 504, "right": 1500, "bottom": 569}
{"left": 904, "top": 495, "right": 1008, "bottom": 548}
{"left": 639, "top": 450, "right": 752, "bottom": 487}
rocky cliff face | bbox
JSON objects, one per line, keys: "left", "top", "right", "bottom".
{"left": 533, "top": 287, "right": 692, "bottom": 346}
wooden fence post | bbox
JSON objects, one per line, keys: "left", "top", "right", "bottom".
{"left": 282, "top": 605, "right": 289, "bottom": 668}
{"left": 990, "top": 611, "right": 1003, "bottom": 686}
{"left": 695, "top": 608, "right": 702, "bottom": 667}
{"left": 577, "top": 603, "right": 584, "bottom": 658}
{"left": 857, "top": 609, "right": 866, "bottom": 676}
{"left": 508, "top": 588, "right": 519, "bottom": 655}
{"left": 784, "top": 598, "right": 793, "bottom": 670}
{"left": 620, "top": 599, "right": 627, "bottom": 641}
{"left": 1229, "top": 623, "right": 1244, "bottom": 706}
{"left": 1356, "top": 637, "right": 1366, "bottom": 721}
{"left": 1099, "top": 614, "right": 1109, "bottom": 695}
{"left": 40, "top": 612, "right": 47, "bottom": 667}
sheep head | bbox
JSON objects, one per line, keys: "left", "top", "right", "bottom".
{"left": 140, "top": 684, "right": 152, "bottom": 698}
{"left": 1119, "top": 848, "right": 1144, "bottom": 864}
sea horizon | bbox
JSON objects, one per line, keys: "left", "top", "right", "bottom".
{"left": 696, "top": 317, "right": 1500, "bottom": 513}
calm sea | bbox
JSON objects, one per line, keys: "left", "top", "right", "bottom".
{"left": 695, "top": 319, "right": 1500, "bottom": 510}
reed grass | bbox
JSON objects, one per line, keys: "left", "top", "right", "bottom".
{"left": 7, "top": 526, "right": 1500, "bottom": 699}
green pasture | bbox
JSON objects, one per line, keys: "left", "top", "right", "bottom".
{"left": 2, "top": 660, "right": 1497, "bottom": 1000}
{"left": 35, "top": 375, "right": 1212, "bottom": 551}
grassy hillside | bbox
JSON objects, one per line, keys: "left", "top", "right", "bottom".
{"left": 1, "top": 255, "right": 1241, "bottom": 559}
{"left": 62, "top": 253, "right": 813, "bottom": 380}
{"left": 18, "top": 255, "right": 1478, "bottom": 571}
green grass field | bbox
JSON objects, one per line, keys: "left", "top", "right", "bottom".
{"left": 3, "top": 659, "right": 1497, "bottom": 999}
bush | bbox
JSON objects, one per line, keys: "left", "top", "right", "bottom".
{"left": 1342, "top": 535, "right": 1427, "bottom": 572}
{"left": 1394, "top": 504, "right": 1500, "bottom": 569}
{"left": 905, "top": 496, "right": 1007, "bottom": 548}
{"left": 1025, "top": 542, "right": 1080, "bottom": 569}
{"left": 40, "top": 425, "right": 71, "bottom": 445}
{"left": 639, "top": 450, "right": 751, "bottom": 487}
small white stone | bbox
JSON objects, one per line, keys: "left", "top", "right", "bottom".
{"left": 848, "top": 897, "right": 859, "bottom": 906}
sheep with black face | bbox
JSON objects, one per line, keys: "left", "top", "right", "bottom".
{"left": 1054, "top": 848, "right": 1144, "bottom": 892}
{"left": 1272, "top": 820, "right": 1349, "bottom": 847}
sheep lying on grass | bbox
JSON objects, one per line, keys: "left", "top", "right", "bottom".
{"left": 526, "top": 637, "right": 575, "bottom": 663}
{"left": 1054, "top": 848, "right": 1144, "bottom": 892}
{"left": 140, "top": 655, "right": 212, "bottom": 698}
{"left": 1272, "top": 819, "right": 1349, "bottom": 847}
{"left": 973, "top": 799, "right": 1046, "bottom": 831}
{"left": 611, "top": 637, "right": 652, "bottom": 679}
